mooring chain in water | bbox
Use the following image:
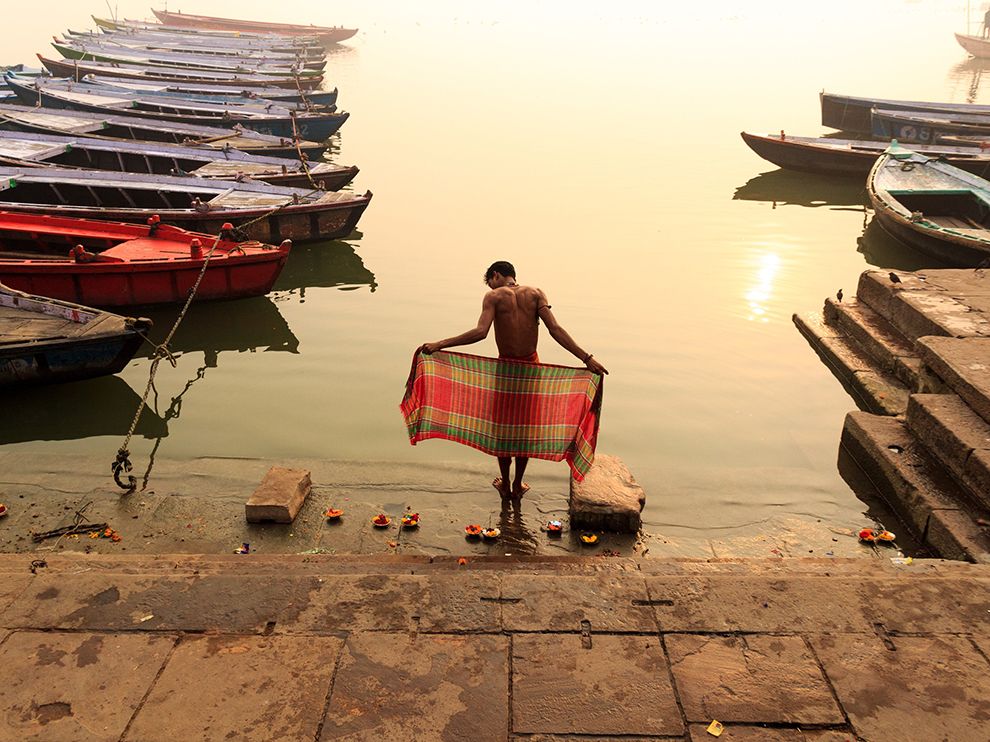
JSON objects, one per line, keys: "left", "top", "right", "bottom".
{"left": 111, "top": 196, "right": 321, "bottom": 493}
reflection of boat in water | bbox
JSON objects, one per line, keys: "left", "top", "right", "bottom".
{"left": 0, "top": 373, "right": 167, "bottom": 444}
{"left": 733, "top": 168, "right": 867, "bottom": 209}
{"left": 856, "top": 216, "right": 950, "bottom": 271}
{"left": 136, "top": 295, "right": 298, "bottom": 366}
{"left": 272, "top": 239, "right": 377, "bottom": 299}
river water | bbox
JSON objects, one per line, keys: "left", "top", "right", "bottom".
{"left": 1, "top": 1, "right": 984, "bottom": 551}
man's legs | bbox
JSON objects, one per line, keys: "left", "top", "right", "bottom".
{"left": 511, "top": 457, "right": 530, "bottom": 498}
{"left": 493, "top": 456, "right": 512, "bottom": 497}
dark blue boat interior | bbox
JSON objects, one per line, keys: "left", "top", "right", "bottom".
{"left": 889, "top": 189, "right": 990, "bottom": 228}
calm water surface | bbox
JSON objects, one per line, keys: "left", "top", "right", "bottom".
{"left": 2, "top": 1, "right": 984, "bottom": 544}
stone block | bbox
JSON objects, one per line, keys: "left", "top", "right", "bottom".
{"left": 812, "top": 634, "right": 990, "bottom": 742}
{"left": 245, "top": 466, "right": 311, "bottom": 524}
{"left": 918, "top": 336, "right": 990, "bottom": 425}
{"left": 569, "top": 454, "right": 644, "bottom": 533}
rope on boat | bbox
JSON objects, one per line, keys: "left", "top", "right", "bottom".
{"left": 111, "top": 193, "right": 321, "bottom": 493}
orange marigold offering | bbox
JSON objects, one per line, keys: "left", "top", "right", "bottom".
{"left": 401, "top": 513, "right": 420, "bottom": 528}
{"left": 324, "top": 508, "right": 344, "bottom": 520}
{"left": 464, "top": 524, "right": 482, "bottom": 537}
{"left": 482, "top": 527, "right": 500, "bottom": 540}
{"left": 372, "top": 514, "right": 391, "bottom": 528}
{"left": 579, "top": 533, "right": 599, "bottom": 545}
{"left": 858, "top": 528, "right": 877, "bottom": 542}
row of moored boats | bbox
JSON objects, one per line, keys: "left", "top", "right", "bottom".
{"left": 742, "top": 91, "right": 990, "bottom": 268}
{"left": 0, "top": 9, "right": 365, "bottom": 388}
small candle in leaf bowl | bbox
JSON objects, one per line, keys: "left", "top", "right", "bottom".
{"left": 372, "top": 514, "right": 391, "bottom": 528}
{"left": 546, "top": 520, "right": 563, "bottom": 537}
{"left": 401, "top": 512, "right": 420, "bottom": 528}
{"left": 464, "top": 524, "right": 482, "bottom": 539}
{"left": 324, "top": 508, "right": 344, "bottom": 520}
{"left": 482, "top": 527, "right": 501, "bottom": 540}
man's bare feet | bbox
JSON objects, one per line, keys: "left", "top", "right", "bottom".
{"left": 492, "top": 477, "right": 511, "bottom": 498}
{"left": 511, "top": 482, "right": 530, "bottom": 499}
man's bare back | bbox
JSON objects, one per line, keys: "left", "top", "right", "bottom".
{"left": 489, "top": 284, "right": 544, "bottom": 358}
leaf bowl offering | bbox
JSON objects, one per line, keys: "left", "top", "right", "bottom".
{"left": 546, "top": 520, "right": 563, "bottom": 536}
{"left": 0, "top": 503, "right": 7, "bottom": 518}
{"left": 579, "top": 533, "right": 599, "bottom": 545}
{"left": 324, "top": 508, "right": 344, "bottom": 520}
{"left": 482, "top": 527, "right": 501, "bottom": 540}
{"left": 401, "top": 513, "right": 420, "bottom": 528}
{"left": 372, "top": 514, "right": 391, "bottom": 528}
{"left": 877, "top": 530, "right": 896, "bottom": 542}
{"left": 464, "top": 524, "right": 482, "bottom": 538}
{"left": 858, "top": 528, "right": 878, "bottom": 543}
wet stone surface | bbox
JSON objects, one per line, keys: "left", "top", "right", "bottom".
{"left": 512, "top": 633, "right": 683, "bottom": 736}
{"left": 501, "top": 573, "right": 655, "bottom": 632}
{"left": 282, "top": 572, "right": 502, "bottom": 634}
{"left": 666, "top": 634, "right": 843, "bottom": 725}
{"left": 686, "top": 726, "right": 853, "bottom": 741}
{"left": 126, "top": 635, "right": 342, "bottom": 742}
{"left": 0, "top": 631, "right": 174, "bottom": 742}
{"left": 322, "top": 633, "right": 508, "bottom": 741}
{"left": 811, "top": 634, "right": 990, "bottom": 742}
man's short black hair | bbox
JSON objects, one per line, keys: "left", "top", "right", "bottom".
{"left": 484, "top": 261, "right": 516, "bottom": 283}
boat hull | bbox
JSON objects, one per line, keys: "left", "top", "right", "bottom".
{"left": 0, "top": 330, "right": 144, "bottom": 386}
{"left": 152, "top": 9, "right": 358, "bottom": 43}
{"left": 955, "top": 32, "right": 990, "bottom": 59}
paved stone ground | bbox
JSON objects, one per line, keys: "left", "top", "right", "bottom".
{"left": 0, "top": 554, "right": 987, "bottom": 742}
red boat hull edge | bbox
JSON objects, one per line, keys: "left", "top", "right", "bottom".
{"left": 0, "top": 212, "right": 291, "bottom": 307}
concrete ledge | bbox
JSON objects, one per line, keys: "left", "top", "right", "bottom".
{"left": 917, "top": 337, "right": 990, "bottom": 426}
{"left": 569, "top": 454, "right": 645, "bottom": 533}
{"left": 826, "top": 298, "right": 920, "bottom": 388}
{"left": 245, "top": 466, "right": 311, "bottom": 524}
{"left": 907, "top": 394, "right": 990, "bottom": 510}
{"left": 840, "top": 412, "right": 990, "bottom": 562}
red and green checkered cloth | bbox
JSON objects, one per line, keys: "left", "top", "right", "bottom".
{"left": 400, "top": 350, "right": 604, "bottom": 480}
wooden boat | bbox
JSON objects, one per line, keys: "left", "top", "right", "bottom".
{"left": 0, "top": 103, "right": 328, "bottom": 160}
{"left": 0, "top": 130, "right": 359, "bottom": 191}
{"left": 53, "top": 41, "right": 324, "bottom": 77}
{"left": 0, "top": 211, "right": 291, "bottom": 306}
{"left": 6, "top": 77, "right": 348, "bottom": 140}
{"left": 76, "top": 75, "right": 338, "bottom": 107}
{"left": 151, "top": 9, "right": 358, "bottom": 44}
{"left": 93, "top": 15, "right": 322, "bottom": 44}
{"left": 955, "top": 32, "right": 990, "bottom": 59}
{"left": 0, "top": 282, "right": 149, "bottom": 387}
{"left": 0, "top": 167, "right": 372, "bottom": 243}
{"left": 59, "top": 35, "right": 326, "bottom": 69}
{"left": 821, "top": 91, "right": 990, "bottom": 135}
{"left": 39, "top": 54, "right": 323, "bottom": 89}
{"left": 871, "top": 108, "right": 990, "bottom": 144}
{"left": 740, "top": 131, "right": 990, "bottom": 179}
{"left": 76, "top": 75, "right": 337, "bottom": 106}
{"left": 67, "top": 28, "right": 325, "bottom": 58}
{"left": 867, "top": 142, "right": 990, "bottom": 266}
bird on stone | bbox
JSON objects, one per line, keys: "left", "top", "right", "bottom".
{"left": 836, "top": 289, "right": 843, "bottom": 302}
{"left": 889, "top": 272, "right": 902, "bottom": 284}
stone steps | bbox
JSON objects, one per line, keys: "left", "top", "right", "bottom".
{"left": 907, "top": 394, "right": 990, "bottom": 511}
{"left": 793, "top": 311, "right": 908, "bottom": 415}
{"left": 917, "top": 336, "right": 990, "bottom": 426}
{"left": 840, "top": 411, "right": 990, "bottom": 563}
{"left": 824, "top": 296, "right": 921, "bottom": 388}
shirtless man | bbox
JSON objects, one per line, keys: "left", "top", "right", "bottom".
{"left": 418, "top": 260, "right": 608, "bottom": 500}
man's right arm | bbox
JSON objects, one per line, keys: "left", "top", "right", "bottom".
{"left": 420, "top": 292, "right": 497, "bottom": 354}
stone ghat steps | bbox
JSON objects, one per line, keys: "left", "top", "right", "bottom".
{"left": 797, "top": 268, "right": 990, "bottom": 562}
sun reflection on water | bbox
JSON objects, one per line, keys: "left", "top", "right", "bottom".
{"left": 745, "top": 252, "right": 781, "bottom": 322}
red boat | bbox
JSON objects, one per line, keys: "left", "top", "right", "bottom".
{"left": 152, "top": 9, "right": 358, "bottom": 43}
{"left": 0, "top": 212, "right": 290, "bottom": 307}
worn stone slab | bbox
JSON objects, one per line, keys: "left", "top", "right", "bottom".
{"left": 282, "top": 573, "right": 501, "bottom": 634}
{"left": 645, "top": 576, "right": 877, "bottom": 634}
{"left": 907, "top": 394, "right": 990, "bottom": 485}
{"left": 512, "top": 634, "right": 682, "bottom": 736}
{"left": 965, "top": 449, "right": 990, "bottom": 509}
{"left": 828, "top": 298, "right": 919, "bottom": 386}
{"left": 856, "top": 269, "right": 933, "bottom": 325}
{"left": 501, "top": 574, "right": 655, "bottom": 632}
{"left": 925, "top": 508, "right": 990, "bottom": 564}
{"left": 918, "top": 337, "right": 990, "bottom": 426}
{"left": 667, "top": 634, "right": 843, "bottom": 725}
{"left": 322, "top": 633, "right": 508, "bottom": 741}
{"left": 569, "top": 454, "right": 645, "bottom": 533}
{"left": 0, "top": 631, "right": 173, "bottom": 742}
{"left": 245, "top": 466, "right": 312, "bottom": 524}
{"left": 898, "top": 290, "right": 990, "bottom": 339}
{"left": 687, "top": 726, "right": 852, "bottom": 741}
{"left": 812, "top": 634, "right": 990, "bottom": 742}
{"left": 849, "top": 370, "right": 909, "bottom": 416}
{"left": 0, "top": 574, "right": 30, "bottom": 617}
{"left": 127, "top": 635, "right": 341, "bottom": 742}
{"left": 868, "top": 576, "right": 990, "bottom": 633}
{"left": 1, "top": 574, "right": 304, "bottom": 632}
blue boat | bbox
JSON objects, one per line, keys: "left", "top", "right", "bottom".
{"left": 5, "top": 75, "right": 348, "bottom": 141}
{"left": 0, "top": 283, "right": 150, "bottom": 387}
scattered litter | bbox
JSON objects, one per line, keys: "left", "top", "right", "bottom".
{"left": 859, "top": 528, "right": 896, "bottom": 544}
{"left": 233, "top": 542, "right": 250, "bottom": 554}
{"left": 706, "top": 719, "right": 724, "bottom": 737}
{"left": 891, "top": 557, "right": 913, "bottom": 566}
{"left": 387, "top": 541, "right": 397, "bottom": 548}
{"left": 138, "top": 614, "right": 154, "bottom": 623}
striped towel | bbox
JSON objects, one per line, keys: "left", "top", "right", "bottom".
{"left": 400, "top": 350, "right": 603, "bottom": 480}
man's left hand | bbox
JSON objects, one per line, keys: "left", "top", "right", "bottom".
{"left": 586, "top": 356, "right": 609, "bottom": 375}
{"left": 418, "top": 342, "right": 443, "bottom": 355}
